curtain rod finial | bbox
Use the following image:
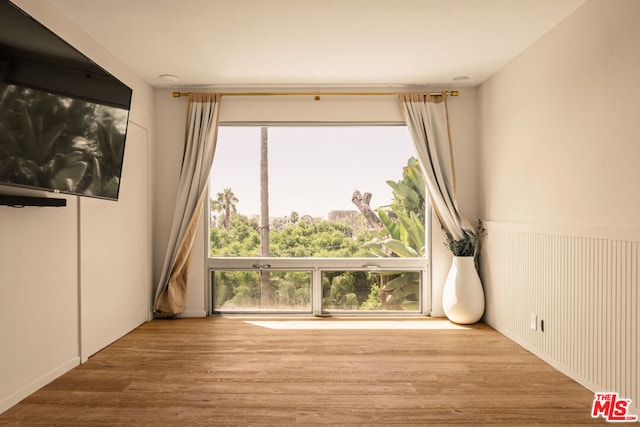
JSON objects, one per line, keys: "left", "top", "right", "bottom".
{"left": 451, "top": 90, "right": 459, "bottom": 97}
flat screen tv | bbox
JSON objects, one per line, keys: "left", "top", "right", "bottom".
{"left": 0, "top": 0, "right": 132, "bottom": 201}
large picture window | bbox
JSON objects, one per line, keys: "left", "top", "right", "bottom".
{"left": 208, "top": 125, "right": 429, "bottom": 315}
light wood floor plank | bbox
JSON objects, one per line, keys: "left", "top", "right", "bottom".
{"left": 0, "top": 317, "right": 606, "bottom": 425}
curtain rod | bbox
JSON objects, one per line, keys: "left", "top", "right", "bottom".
{"left": 171, "top": 90, "right": 459, "bottom": 99}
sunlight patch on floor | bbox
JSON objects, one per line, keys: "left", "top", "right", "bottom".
{"left": 245, "top": 319, "right": 472, "bottom": 330}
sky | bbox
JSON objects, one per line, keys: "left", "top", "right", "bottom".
{"left": 209, "top": 126, "right": 416, "bottom": 218}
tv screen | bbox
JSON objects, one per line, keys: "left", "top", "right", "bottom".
{"left": 0, "top": 0, "right": 132, "bottom": 201}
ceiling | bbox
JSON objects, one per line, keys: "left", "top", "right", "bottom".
{"left": 48, "top": 0, "right": 586, "bottom": 89}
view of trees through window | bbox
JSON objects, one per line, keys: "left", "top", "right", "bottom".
{"left": 209, "top": 126, "right": 427, "bottom": 312}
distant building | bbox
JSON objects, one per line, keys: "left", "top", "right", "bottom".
{"left": 328, "top": 210, "right": 370, "bottom": 237}
{"left": 328, "top": 210, "right": 359, "bottom": 222}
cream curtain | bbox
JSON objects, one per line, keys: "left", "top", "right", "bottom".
{"left": 154, "top": 93, "right": 221, "bottom": 317}
{"left": 401, "top": 93, "right": 472, "bottom": 240}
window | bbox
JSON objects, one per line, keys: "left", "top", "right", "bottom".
{"left": 208, "top": 125, "right": 429, "bottom": 315}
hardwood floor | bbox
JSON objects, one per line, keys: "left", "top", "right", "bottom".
{"left": 0, "top": 317, "right": 606, "bottom": 426}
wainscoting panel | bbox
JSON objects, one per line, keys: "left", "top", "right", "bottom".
{"left": 480, "top": 221, "right": 639, "bottom": 412}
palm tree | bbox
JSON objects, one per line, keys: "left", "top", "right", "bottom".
{"left": 259, "top": 127, "right": 270, "bottom": 306}
{"left": 212, "top": 188, "right": 238, "bottom": 230}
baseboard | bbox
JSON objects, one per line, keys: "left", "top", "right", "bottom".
{"left": 482, "top": 221, "right": 640, "bottom": 419}
{"left": 176, "top": 310, "right": 207, "bottom": 318}
{"left": 487, "top": 321, "right": 594, "bottom": 388}
{"left": 0, "top": 356, "right": 80, "bottom": 415}
{"left": 486, "top": 322, "right": 640, "bottom": 420}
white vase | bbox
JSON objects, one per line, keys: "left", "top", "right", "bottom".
{"left": 442, "top": 256, "right": 485, "bottom": 324}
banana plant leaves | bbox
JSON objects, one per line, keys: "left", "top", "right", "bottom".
{"left": 360, "top": 157, "right": 426, "bottom": 310}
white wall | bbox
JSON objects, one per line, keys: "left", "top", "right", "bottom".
{"left": 478, "top": 0, "right": 640, "bottom": 411}
{"left": 0, "top": 0, "right": 154, "bottom": 413}
{"left": 79, "top": 121, "right": 151, "bottom": 359}
{"left": 479, "top": 0, "right": 640, "bottom": 226}
{"left": 0, "top": 194, "right": 79, "bottom": 413}
{"left": 153, "top": 89, "right": 478, "bottom": 316}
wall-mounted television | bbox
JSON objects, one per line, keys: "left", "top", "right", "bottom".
{"left": 0, "top": 0, "right": 132, "bottom": 201}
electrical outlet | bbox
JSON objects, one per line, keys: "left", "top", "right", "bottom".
{"left": 530, "top": 313, "right": 537, "bottom": 331}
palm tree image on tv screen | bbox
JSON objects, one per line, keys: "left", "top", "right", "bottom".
{"left": 0, "top": 83, "right": 129, "bottom": 200}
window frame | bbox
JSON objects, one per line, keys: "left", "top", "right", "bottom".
{"left": 205, "top": 121, "right": 431, "bottom": 316}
